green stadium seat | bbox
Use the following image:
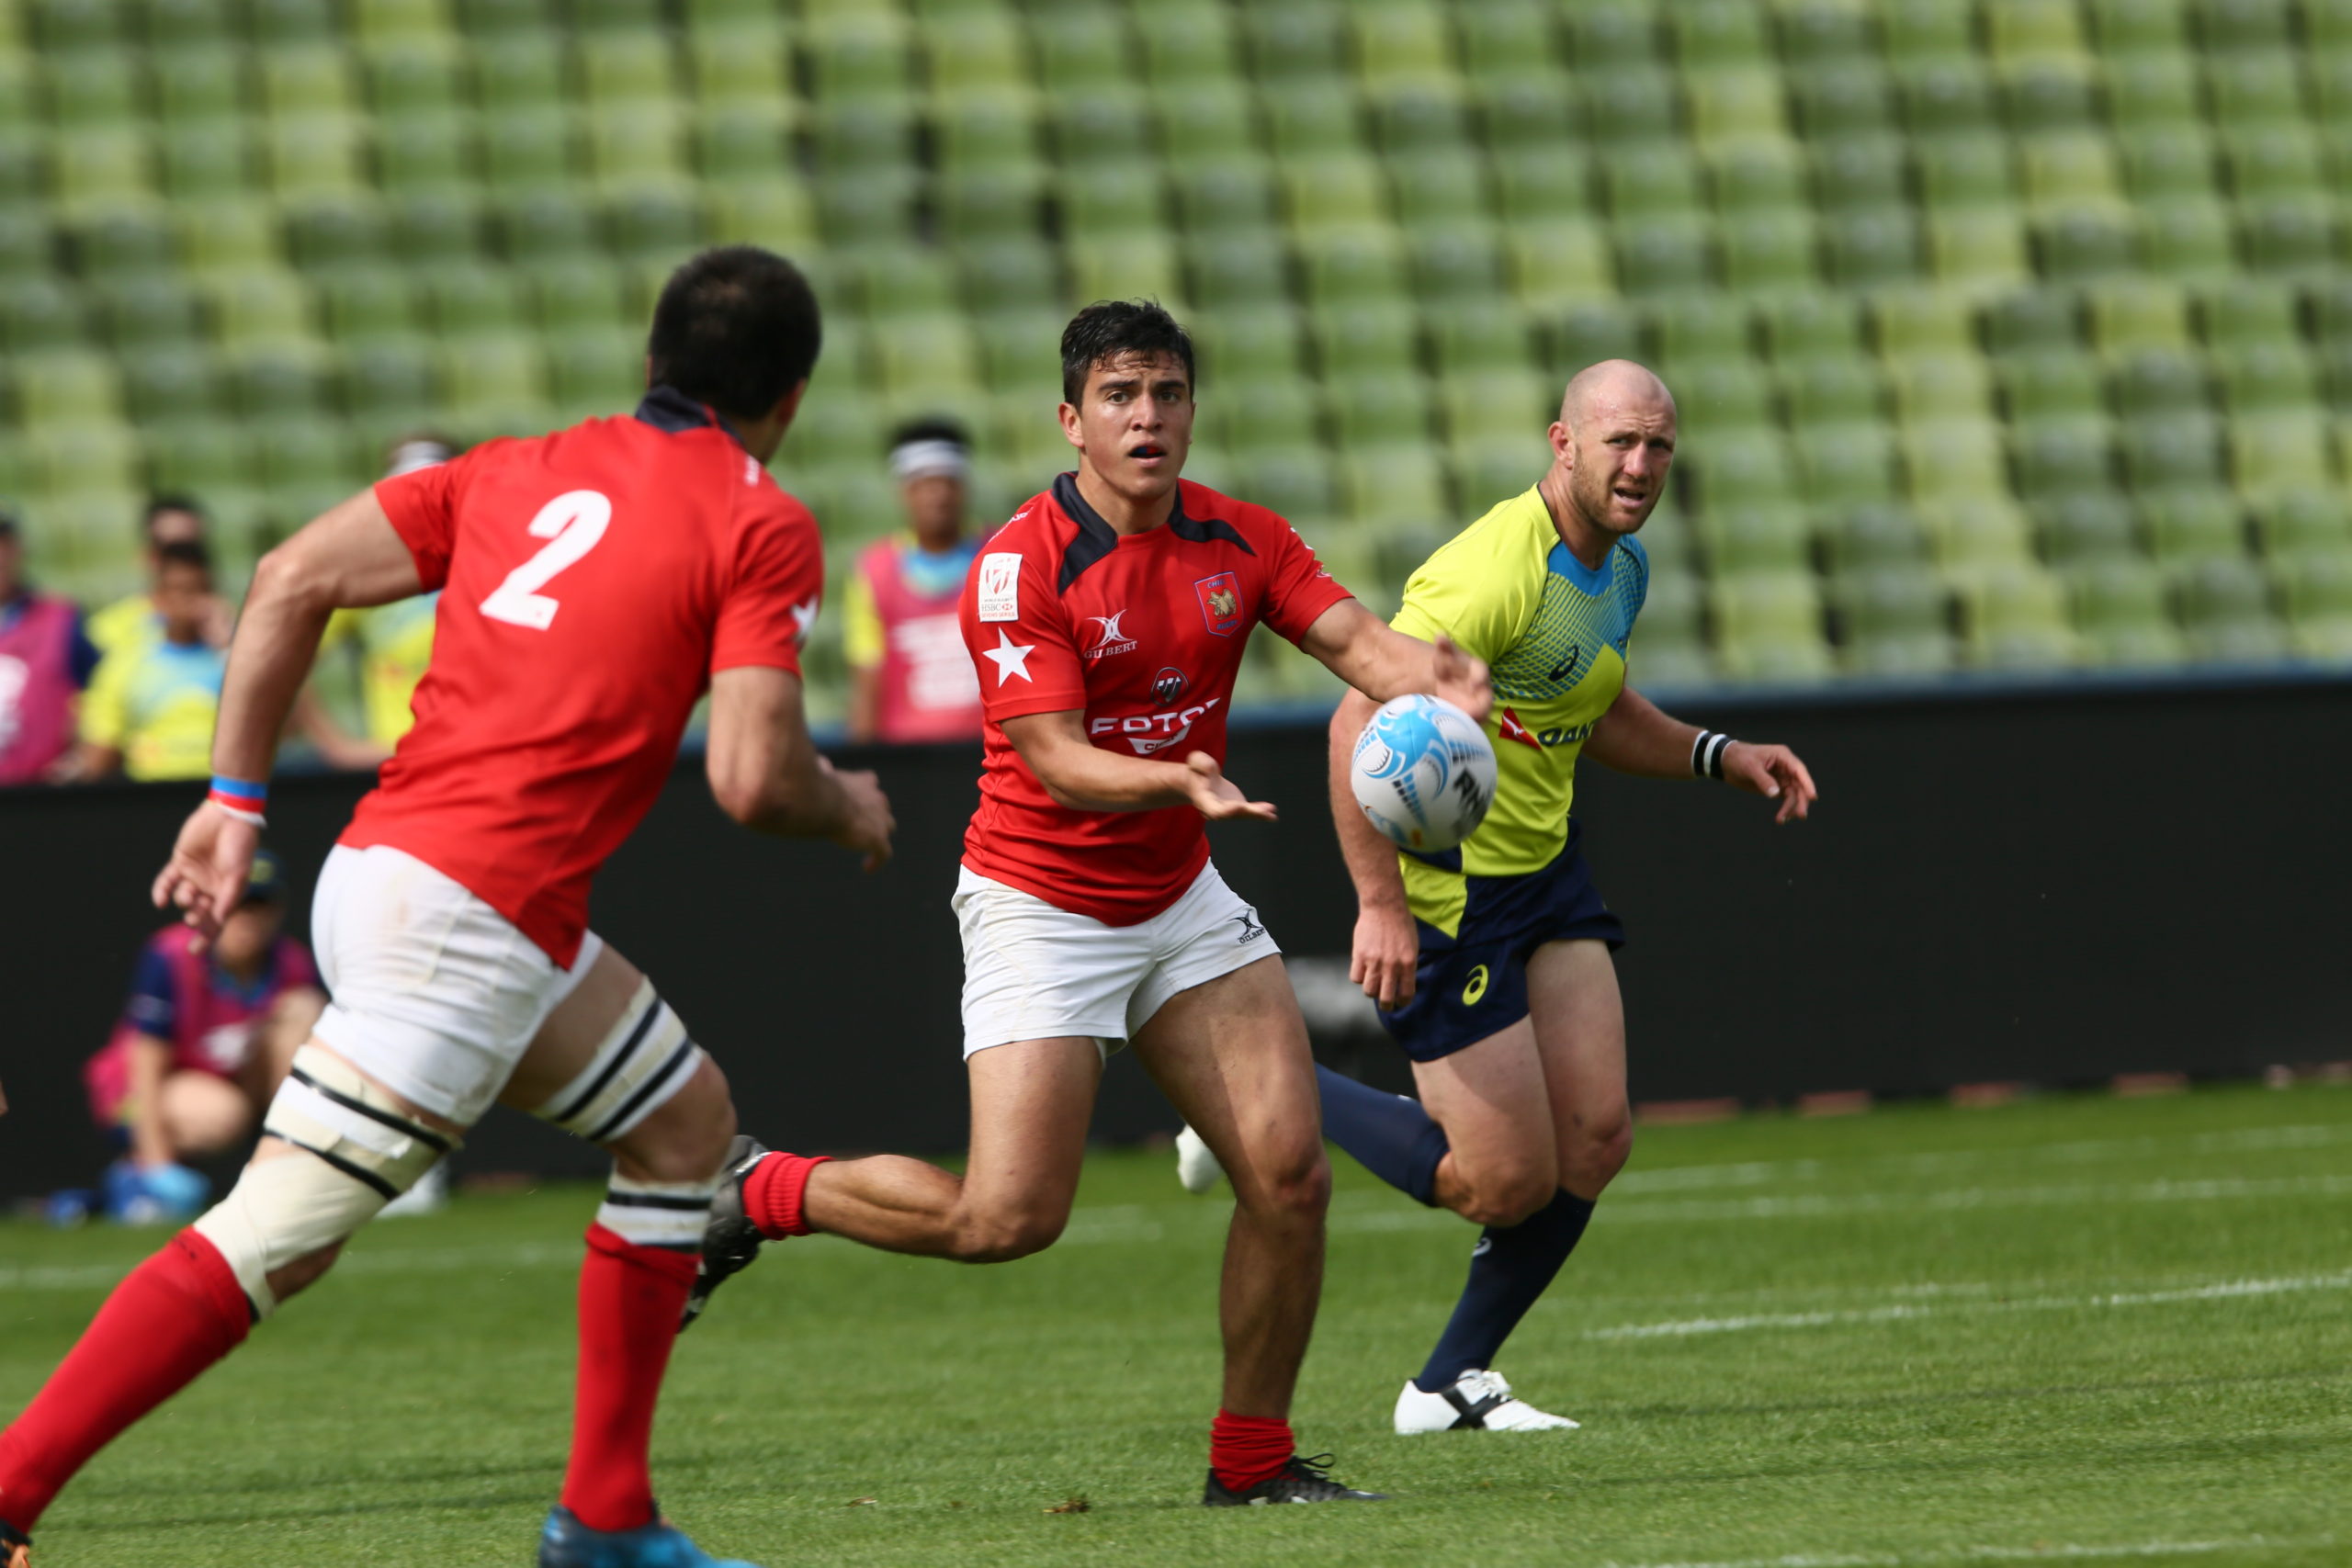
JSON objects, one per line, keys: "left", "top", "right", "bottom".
{"left": 1066, "top": 233, "right": 1182, "bottom": 312}
{"left": 45, "top": 52, "right": 141, "bottom": 128}
{"left": 178, "top": 199, "right": 284, "bottom": 278}
{"left": 694, "top": 106, "right": 790, "bottom": 186}
{"left": 2315, "top": 54, "right": 2352, "bottom": 127}
{"left": 1997, "top": 350, "right": 2104, "bottom": 422}
{"left": 204, "top": 267, "right": 316, "bottom": 346}
{"left": 2192, "top": 0, "right": 2293, "bottom": 55}
{"left": 529, "top": 261, "right": 628, "bottom": 333}
{"left": 2223, "top": 128, "right": 2325, "bottom": 201}
{"left": 1781, "top": 355, "right": 1882, "bottom": 428}
{"left": 1982, "top": 288, "right": 2082, "bottom": 356}
{"left": 2002, "top": 62, "right": 2098, "bottom": 135}
{"left": 2122, "top": 413, "right": 2226, "bottom": 490}
{"left": 1825, "top": 210, "right": 1922, "bottom": 290}
{"left": 925, "top": 10, "right": 1031, "bottom": 96}
{"left": 1388, "top": 151, "right": 1490, "bottom": 227}
{"left": 2207, "top": 53, "right": 2308, "bottom": 131}
{"left": 2252, "top": 489, "right": 2352, "bottom": 557}
{"left": 1897, "top": 60, "right": 1996, "bottom": 138}
{"left": 577, "top": 33, "right": 676, "bottom": 108}
{"left": 1905, "top": 423, "right": 2011, "bottom": 505}
{"left": 0, "top": 131, "right": 37, "bottom": 207}
{"left": 1700, "top": 501, "right": 1810, "bottom": 574}
{"left": 605, "top": 183, "right": 700, "bottom": 265}
{"left": 496, "top": 187, "right": 600, "bottom": 267}
{"left": 2039, "top": 490, "right": 2142, "bottom": 563}
{"left": 2086, "top": 276, "right": 2191, "bottom": 351}
{"left": 1491, "top": 145, "right": 1593, "bottom": 224}
{"left": 2195, "top": 278, "right": 2300, "bottom": 348}
{"left": 1833, "top": 565, "right": 1956, "bottom": 675}
{"left": 316, "top": 266, "right": 417, "bottom": 344}
{"left": 1189, "top": 304, "right": 1308, "bottom": 382}
{"left": 1888, "top": 353, "right": 1993, "bottom": 423}
{"left": 1340, "top": 445, "right": 1451, "bottom": 529}
{"left": 1773, "top": 0, "right": 1874, "bottom": 63}
{"left": 2012, "top": 421, "right": 2116, "bottom": 502}
{"left": 2212, "top": 339, "right": 2320, "bottom": 417}
{"left": 1690, "top": 428, "right": 1795, "bottom": 503}
{"left": 1871, "top": 288, "right": 1975, "bottom": 359}
{"left": 416, "top": 264, "right": 521, "bottom": 339}
{"left": 2239, "top": 198, "right": 2341, "bottom": 278}
{"left": 285, "top": 194, "right": 392, "bottom": 276}
{"left": 1242, "top": 2, "right": 1346, "bottom": 82}
{"left": 1453, "top": 0, "right": 1556, "bottom": 79}
{"left": 2021, "top": 135, "right": 2123, "bottom": 211}
{"left": 472, "top": 39, "right": 564, "bottom": 110}
{"left": 2140, "top": 200, "right": 2237, "bottom": 281}
{"left": 1957, "top": 563, "right": 2080, "bottom": 666}
{"left": 2105, "top": 53, "right": 2201, "bottom": 133}
{"left": 1617, "top": 218, "right": 1714, "bottom": 299}
{"left": 2111, "top": 345, "right": 2211, "bottom": 417}
{"left": 2312, "top": 0, "right": 2352, "bottom": 49}
{"left": 259, "top": 45, "right": 354, "bottom": 120}
{"left": 1820, "top": 501, "right": 1933, "bottom": 575}
{"left": 2141, "top": 486, "right": 2245, "bottom": 560}
{"left": 1178, "top": 231, "right": 1284, "bottom": 310}
{"left": 144, "top": 417, "right": 258, "bottom": 497}
{"left": 1811, "top": 137, "right": 1905, "bottom": 215}
{"left": 1801, "top": 423, "right": 1901, "bottom": 506}
{"left": 816, "top": 171, "right": 920, "bottom": 248}
{"left": 1473, "top": 73, "right": 1578, "bottom": 156}
{"left": 158, "top": 125, "right": 251, "bottom": 202}
{"left": 1565, "top": 0, "right": 1659, "bottom": 67}
{"left": 351, "top": 0, "right": 450, "bottom": 43}
{"left": 2086, "top": 0, "right": 2188, "bottom": 54}
{"left": 251, "top": 0, "right": 336, "bottom": 42}
{"left": 51, "top": 129, "right": 157, "bottom": 212}
{"left": 1504, "top": 220, "right": 1611, "bottom": 310}
{"left": 1916, "top": 136, "right": 2016, "bottom": 209}
{"left": 803, "top": 13, "right": 916, "bottom": 102}
{"left": 1351, "top": 1, "right": 1453, "bottom": 83}
{"left": 934, "top": 91, "right": 1041, "bottom": 175}
{"left": 1580, "top": 69, "right": 1681, "bottom": 148}
{"left": 1159, "top": 84, "right": 1265, "bottom": 166}
{"left": 1688, "top": 67, "right": 1789, "bottom": 152}
{"left": 2228, "top": 411, "right": 2335, "bottom": 496}
{"left": 2177, "top": 555, "right": 2288, "bottom": 660}
{"left": 588, "top": 104, "right": 691, "bottom": 186}
{"left": 1283, "top": 154, "right": 1391, "bottom": 234}
{"left": 31, "top": 0, "right": 122, "bottom": 49}
{"left": 1367, "top": 78, "right": 1471, "bottom": 160}
{"left": 0, "top": 276, "right": 87, "bottom": 355}
{"left": 458, "top": 0, "right": 548, "bottom": 34}
{"left": 1429, "top": 301, "right": 1538, "bottom": 376}
{"left": 547, "top": 328, "right": 645, "bottom": 419}
{"left": 1059, "top": 164, "right": 1167, "bottom": 240}
{"left": 2035, "top": 208, "right": 2141, "bottom": 281}
{"left": 1435, "top": 369, "right": 1551, "bottom": 446}
{"left": 1410, "top": 228, "right": 1502, "bottom": 302}
{"left": 436, "top": 333, "right": 549, "bottom": 427}
{"left": 1791, "top": 63, "right": 1895, "bottom": 143}
{"left": 1659, "top": 358, "right": 1772, "bottom": 432}
{"left": 938, "top": 167, "right": 1047, "bottom": 245}
{"left": 1928, "top": 210, "right": 2032, "bottom": 292}
{"left": 227, "top": 341, "right": 332, "bottom": 421}
{"left": 146, "top": 0, "right": 234, "bottom": 46}
{"left": 1233, "top": 447, "right": 1339, "bottom": 523}
{"left": 2069, "top": 556, "right": 2186, "bottom": 664}
{"left": 1704, "top": 138, "right": 1805, "bottom": 216}
{"left": 568, "top": 0, "right": 663, "bottom": 35}
{"left": 1760, "top": 293, "right": 1863, "bottom": 361}
{"left": 1034, "top": 9, "right": 1133, "bottom": 93}
{"left": 257, "top": 419, "right": 354, "bottom": 491}
{"left": 702, "top": 181, "right": 816, "bottom": 255}
{"left": 1047, "top": 91, "right": 1151, "bottom": 170}
{"left": 1984, "top": 0, "right": 2089, "bottom": 63}
{"left": 1668, "top": 0, "right": 1767, "bottom": 69}
{"left": 1258, "top": 82, "right": 1358, "bottom": 163}
{"left": 1312, "top": 301, "right": 1419, "bottom": 376}
{"left": 1712, "top": 572, "right": 1832, "bottom": 682}
{"left": 2119, "top": 128, "right": 2218, "bottom": 205}
{"left": 813, "top": 100, "right": 918, "bottom": 177}
{"left": 1329, "top": 378, "right": 1434, "bottom": 448}
{"left": 387, "top": 189, "right": 486, "bottom": 266}
{"left": 98, "top": 273, "right": 202, "bottom": 349}
{"left": 73, "top": 203, "right": 176, "bottom": 280}
{"left": 376, "top": 113, "right": 478, "bottom": 192}
{"left": 1602, "top": 142, "right": 1701, "bottom": 220}
{"left": 684, "top": 30, "right": 790, "bottom": 109}
{"left": 2277, "top": 547, "right": 2352, "bottom": 658}
{"left": 1651, "top": 295, "right": 1745, "bottom": 364}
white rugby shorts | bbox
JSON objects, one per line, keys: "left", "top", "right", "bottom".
{"left": 310, "top": 843, "right": 603, "bottom": 1126}
{"left": 955, "top": 860, "right": 1280, "bottom": 1058}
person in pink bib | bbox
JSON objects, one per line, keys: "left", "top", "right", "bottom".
{"left": 841, "top": 418, "right": 992, "bottom": 745}
{"left": 0, "top": 508, "right": 103, "bottom": 785}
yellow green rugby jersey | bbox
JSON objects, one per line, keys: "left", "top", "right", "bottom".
{"left": 1388, "top": 487, "right": 1649, "bottom": 938}
{"left": 322, "top": 593, "right": 438, "bottom": 745}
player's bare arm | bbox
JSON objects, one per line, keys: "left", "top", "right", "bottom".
{"left": 1001, "top": 708, "right": 1274, "bottom": 820}
{"left": 706, "top": 665, "right": 896, "bottom": 868}
{"left": 1586, "top": 685, "right": 1819, "bottom": 823}
{"left": 1299, "top": 600, "right": 1494, "bottom": 722}
{"left": 1326, "top": 685, "right": 1421, "bottom": 1010}
{"left": 154, "top": 491, "right": 425, "bottom": 936}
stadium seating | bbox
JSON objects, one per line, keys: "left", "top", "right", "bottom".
{"left": 1, "top": 0, "right": 2348, "bottom": 704}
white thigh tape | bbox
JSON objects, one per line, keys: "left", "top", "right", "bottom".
{"left": 194, "top": 1047, "right": 457, "bottom": 1317}
{"left": 531, "top": 979, "right": 705, "bottom": 1145}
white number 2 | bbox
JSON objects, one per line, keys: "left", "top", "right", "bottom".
{"left": 478, "top": 490, "right": 612, "bottom": 631}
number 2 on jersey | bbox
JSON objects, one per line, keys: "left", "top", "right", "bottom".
{"left": 479, "top": 490, "right": 612, "bottom": 631}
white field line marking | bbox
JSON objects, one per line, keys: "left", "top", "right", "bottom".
{"left": 1583, "top": 1269, "right": 2352, "bottom": 1341}
{"left": 1601, "top": 1533, "right": 2332, "bottom": 1567}
{"left": 0, "top": 1240, "right": 581, "bottom": 1295}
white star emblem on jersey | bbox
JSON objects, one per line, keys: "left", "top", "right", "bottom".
{"left": 982, "top": 628, "right": 1035, "bottom": 684}
{"left": 790, "top": 596, "right": 820, "bottom": 644}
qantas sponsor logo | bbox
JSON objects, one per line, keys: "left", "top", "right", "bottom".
{"left": 1084, "top": 609, "right": 1138, "bottom": 658}
{"left": 1089, "top": 696, "right": 1223, "bottom": 756}
{"left": 1498, "top": 705, "right": 1599, "bottom": 750}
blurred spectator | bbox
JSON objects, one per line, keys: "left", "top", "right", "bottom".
{"left": 61, "top": 539, "right": 224, "bottom": 781}
{"left": 80, "top": 851, "right": 323, "bottom": 1218}
{"left": 842, "top": 418, "right": 991, "bottom": 744}
{"left": 85, "top": 496, "right": 229, "bottom": 659}
{"left": 0, "top": 506, "right": 104, "bottom": 784}
{"left": 298, "top": 437, "right": 457, "bottom": 768}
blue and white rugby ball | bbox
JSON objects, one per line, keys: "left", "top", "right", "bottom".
{"left": 1349, "top": 694, "right": 1497, "bottom": 853}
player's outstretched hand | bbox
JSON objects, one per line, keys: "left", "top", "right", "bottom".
{"left": 1351, "top": 901, "right": 1419, "bottom": 1010}
{"left": 1431, "top": 634, "right": 1494, "bottom": 724}
{"left": 1723, "top": 741, "right": 1818, "bottom": 824}
{"left": 830, "top": 766, "right": 896, "bottom": 872}
{"left": 1181, "top": 752, "right": 1277, "bottom": 823}
{"left": 152, "top": 803, "right": 259, "bottom": 942}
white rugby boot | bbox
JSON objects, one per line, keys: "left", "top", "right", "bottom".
{"left": 1174, "top": 1123, "right": 1226, "bottom": 1194}
{"left": 1394, "top": 1369, "right": 1581, "bottom": 1433}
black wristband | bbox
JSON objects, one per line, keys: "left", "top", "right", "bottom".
{"left": 1691, "top": 730, "right": 1732, "bottom": 781}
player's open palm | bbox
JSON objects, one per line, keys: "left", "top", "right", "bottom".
{"left": 152, "top": 804, "right": 258, "bottom": 940}
{"left": 1431, "top": 634, "right": 1493, "bottom": 723}
{"left": 830, "top": 767, "right": 897, "bottom": 872}
{"left": 1723, "top": 741, "right": 1819, "bottom": 824}
{"left": 1182, "top": 752, "right": 1277, "bottom": 823}
{"left": 1351, "top": 901, "right": 1419, "bottom": 1010}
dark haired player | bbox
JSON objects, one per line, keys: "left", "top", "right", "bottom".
{"left": 690, "top": 301, "right": 1489, "bottom": 1506}
{"left": 0, "top": 246, "right": 891, "bottom": 1568}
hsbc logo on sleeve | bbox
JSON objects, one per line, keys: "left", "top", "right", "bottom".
{"left": 1084, "top": 609, "right": 1137, "bottom": 658}
{"left": 1089, "top": 696, "right": 1223, "bottom": 755}
{"left": 977, "top": 552, "right": 1023, "bottom": 622}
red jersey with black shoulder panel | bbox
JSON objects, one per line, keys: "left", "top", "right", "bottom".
{"left": 958, "top": 473, "right": 1353, "bottom": 926}
{"left": 342, "top": 388, "right": 825, "bottom": 966}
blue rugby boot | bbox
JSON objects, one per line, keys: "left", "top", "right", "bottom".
{"left": 537, "top": 1505, "right": 759, "bottom": 1568}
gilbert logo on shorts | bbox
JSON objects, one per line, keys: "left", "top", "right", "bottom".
{"left": 1085, "top": 610, "right": 1137, "bottom": 659}
{"left": 1193, "top": 571, "right": 1243, "bottom": 637}
{"left": 977, "top": 552, "right": 1023, "bottom": 622}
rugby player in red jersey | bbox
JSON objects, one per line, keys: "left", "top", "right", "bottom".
{"left": 688, "top": 301, "right": 1491, "bottom": 1506}
{"left": 0, "top": 247, "right": 891, "bottom": 1568}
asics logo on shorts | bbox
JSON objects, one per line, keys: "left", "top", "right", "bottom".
{"left": 1463, "top": 964, "right": 1490, "bottom": 1005}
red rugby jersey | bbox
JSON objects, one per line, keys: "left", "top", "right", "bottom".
{"left": 341, "top": 388, "right": 824, "bottom": 964}
{"left": 959, "top": 473, "right": 1353, "bottom": 925}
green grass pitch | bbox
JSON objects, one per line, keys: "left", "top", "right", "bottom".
{"left": 6, "top": 1082, "right": 2350, "bottom": 1567}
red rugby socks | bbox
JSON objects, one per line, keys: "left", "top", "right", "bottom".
{"left": 0, "top": 1229, "right": 252, "bottom": 1533}
{"left": 559, "top": 1224, "right": 698, "bottom": 1533}
{"left": 742, "top": 1152, "right": 833, "bottom": 1240}
{"left": 1209, "top": 1409, "right": 1295, "bottom": 1494}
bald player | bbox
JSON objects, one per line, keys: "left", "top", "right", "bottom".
{"left": 1183, "top": 362, "right": 1818, "bottom": 1432}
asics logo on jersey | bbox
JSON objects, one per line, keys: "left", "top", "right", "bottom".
{"left": 1546, "top": 645, "right": 1581, "bottom": 682}
{"left": 1088, "top": 696, "right": 1224, "bottom": 755}
{"left": 1085, "top": 610, "right": 1137, "bottom": 659}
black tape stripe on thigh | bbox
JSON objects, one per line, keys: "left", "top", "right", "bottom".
{"left": 547, "top": 996, "right": 665, "bottom": 1128}
{"left": 582, "top": 1036, "right": 698, "bottom": 1145}
{"left": 277, "top": 1137, "right": 401, "bottom": 1201}
{"left": 601, "top": 1190, "right": 712, "bottom": 1212}
{"left": 288, "top": 1066, "right": 452, "bottom": 1153}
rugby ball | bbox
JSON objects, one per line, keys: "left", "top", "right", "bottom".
{"left": 1349, "top": 694, "right": 1497, "bottom": 853}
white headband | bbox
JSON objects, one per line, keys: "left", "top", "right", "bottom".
{"left": 386, "top": 440, "right": 455, "bottom": 478}
{"left": 890, "top": 438, "right": 970, "bottom": 483}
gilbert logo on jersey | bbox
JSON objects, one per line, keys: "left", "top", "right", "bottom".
{"left": 1085, "top": 610, "right": 1137, "bottom": 659}
{"left": 1194, "top": 572, "right": 1243, "bottom": 636}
